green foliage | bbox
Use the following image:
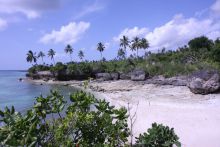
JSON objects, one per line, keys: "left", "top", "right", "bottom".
{"left": 28, "top": 65, "right": 50, "bottom": 74}
{"left": 135, "top": 123, "right": 181, "bottom": 147}
{"left": 211, "top": 41, "right": 220, "bottom": 62}
{"left": 28, "top": 36, "right": 220, "bottom": 79}
{"left": 51, "top": 62, "right": 67, "bottom": 73}
{"left": 0, "top": 91, "right": 129, "bottom": 146}
{"left": 188, "top": 36, "right": 213, "bottom": 51}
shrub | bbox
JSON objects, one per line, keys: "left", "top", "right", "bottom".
{"left": 0, "top": 91, "right": 129, "bottom": 146}
{"left": 135, "top": 123, "right": 181, "bottom": 147}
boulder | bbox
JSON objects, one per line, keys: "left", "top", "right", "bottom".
{"left": 187, "top": 70, "right": 220, "bottom": 94}
{"left": 131, "top": 69, "right": 146, "bottom": 81}
{"left": 95, "top": 73, "right": 112, "bottom": 81}
{"left": 110, "top": 73, "right": 119, "bottom": 80}
{"left": 37, "top": 71, "right": 53, "bottom": 79}
{"left": 120, "top": 73, "right": 131, "bottom": 80}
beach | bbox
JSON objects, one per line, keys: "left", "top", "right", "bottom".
{"left": 29, "top": 79, "right": 220, "bottom": 147}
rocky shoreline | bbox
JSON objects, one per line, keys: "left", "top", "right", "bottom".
{"left": 26, "top": 69, "right": 220, "bottom": 95}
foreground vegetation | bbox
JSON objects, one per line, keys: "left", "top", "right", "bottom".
{"left": 0, "top": 91, "right": 181, "bottom": 146}
{"left": 27, "top": 36, "right": 220, "bottom": 79}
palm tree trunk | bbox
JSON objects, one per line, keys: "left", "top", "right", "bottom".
{"left": 70, "top": 54, "right": 72, "bottom": 62}
{"left": 41, "top": 57, "right": 44, "bottom": 64}
{"left": 136, "top": 49, "right": 138, "bottom": 58}
{"left": 53, "top": 58, "right": 55, "bottom": 65}
{"left": 100, "top": 52, "right": 103, "bottom": 60}
{"left": 125, "top": 47, "right": 127, "bottom": 59}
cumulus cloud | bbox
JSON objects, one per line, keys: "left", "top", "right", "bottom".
{"left": 113, "top": 0, "right": 220, "bottom": 52}
{"left": 146, "top": 14, "right": 220, "bottom": 50}
{"left": 0, "top": 18, "right": 7, "bottom": 31}
{"left": 211, "top": 0, "right": 220, "bottom": 14}
{"left": 113, "top": 27, "right": 148, "bottom": 42}
{"left": 0, "top": 0, "right": 60, "bottom": 19}
{"left": 40, "top": 21, "right": 90, "bottom": 44}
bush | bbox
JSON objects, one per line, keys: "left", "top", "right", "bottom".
{"left": 28, "top": 65, "right": 50, "bottom": 74}
{"left": 0, "top": 91, "right": 129, "bottom": 146}
{"left": 135, "top": 123, "right": 181, "bottom": 147}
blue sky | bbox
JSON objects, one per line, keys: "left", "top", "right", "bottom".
{"left": 0, "top": 0, "right": 219, "bottom": 70}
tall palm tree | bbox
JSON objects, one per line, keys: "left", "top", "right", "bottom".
{"left": 97, "top": 42, "right": 105, "bottom": 60}
{"left": 140, "top": 38, "right": 149, "bottom": 56}
{"left": 120, "top": 36, "right": 130, "bottom": 58}
{"left": 78, "top": 50, "right": 84, "bottom": 61}
{"left": 117, "top": 48, "right": 126, "bottom": 60}
{"left": 131, "top": 37, "right": 141, "bottom": 58}
{"left": 48, "top": 49, "right": 56, "bottom": 65}
{"left": 38, "top": 51, "right": 45, "bottom": 64}
{"left": 64, "top": 44, "right": 73, "bottom": 62}
{"left": 26, "top": 50, "right": 37, "bottom": 65}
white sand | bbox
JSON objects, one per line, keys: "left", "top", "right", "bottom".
{"left": 84, "top": 80, "right": 220, "bottom": 147}
{"left": 30, "top": 79, "right": 220, "bottom": 147}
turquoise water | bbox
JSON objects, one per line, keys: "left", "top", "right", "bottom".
{"left": 0, "top": 71, "right": 76, "bottom": 112}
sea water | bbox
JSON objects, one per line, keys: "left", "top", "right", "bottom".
{"left": 0, "top": 70, "right": 76, "bottom": 112}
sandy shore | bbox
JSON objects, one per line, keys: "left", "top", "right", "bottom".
{"left": 29, "top": 79, "right": 220, "bottom": 147}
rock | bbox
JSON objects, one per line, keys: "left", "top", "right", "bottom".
{"left": 32, "top": 74, "right": 40, "bottom": 80}
{"left": 131, "top": 69, "right": 146, "bottom": 81}
{"left": 36, "top": 71, "right": 53, "bottom": 80}
{"left": 95, "top": 73, "right": 112, "bottom": 81}
{"left": 145, "top": 75, "right": 188, "bottom": 86}
{"left": 42, "top": 78, "right": 49, "bottom": 82}
{"left": 110, "top": 73, "right": 119, "bottom": 80}
{"left": 37, "top": 71, "right": 53, "bottom": 77}
{"left": 166, "top": 76, "right": 188, "bottom": 86}
{"left": 120, "top": 73, "right": 131, "bottom": 80}
{"left": 187, "top": 70, "right": 220, "bottom": 94}
{"left": 18, "top": 78, "right": 23, "bottom": 82}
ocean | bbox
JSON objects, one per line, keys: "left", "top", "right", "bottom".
{"left": 0, "top": 70, "right": 76, "bottom": 112}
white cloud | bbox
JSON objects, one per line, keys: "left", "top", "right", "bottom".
{"left": 113, "top": 27, "right": 148, "bottom": 42}
{"left": 104, "top": 42, "right": 110, "bottom": 50}
{"left": 0, "top": 18, "right": 7, "bottom": 31}
{"left": 145, "top": 14, "right": 220, "bottom": 50}
{"left": 211, "top": 0, "right": 220, "bottom": 14}
{"left": 0, "top": 0, "right": 60, "bottom": 19}
{"left": 40, "top": 21, "right": 90, "bottom": 44}
{"left": 74, "top": 0, "right": 105, "bottom": 19}
{"left": 113, "top": 0, "right": 220, "bottom": 52}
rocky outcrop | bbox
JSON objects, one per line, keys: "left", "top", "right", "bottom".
{"left": 131, "top": 69, "right": 147, "bottom": 81}
{"left": 95, "top": 73, "right": 112, "bottom": 81}
{"left": 187, "top": 70, "right": 220, "bottom": 94}
{"left": 95, "top": 72, "right": 120, "bottom": 81}
{"left": 110, "top": 73, "right": 119, "bottom": 80}
{"left": 146, "top": 75, "right": 188, "bottom": 86}
{"left": 37, "top": 71, "right": 53, "bottom": 79}
{"left": 120, "top": 73, "right": 131, "bottom": 80}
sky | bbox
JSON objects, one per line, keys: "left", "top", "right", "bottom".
{"left": 0, "top": 0, "right": 220, "bottom": 70}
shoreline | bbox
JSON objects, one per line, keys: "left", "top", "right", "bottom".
{"left": 27, "top": 78, "right": 220, "bottom": 147}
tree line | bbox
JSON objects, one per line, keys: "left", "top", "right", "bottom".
{"left": 26, "top": 36, "right": 149, "bottom": 65}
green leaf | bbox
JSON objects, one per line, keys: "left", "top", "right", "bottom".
{"left": 0, "top": 110, "right": 4, "bottom": 117}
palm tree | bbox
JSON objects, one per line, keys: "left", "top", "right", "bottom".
{"left": 120, "top": 36, "right": 130, "bottom": 58}
{"left": 140, "top": 38, "right": 149, "bottom": 56}
{"left": 97, "top": 42, "right": 105, "bottom": 60}
{"left": 64, "top": 44, "right": 73, "bottom": 62}
{"left": 38, "top": 51, "right": 45, "bottom": 64}
{"left": 78, "top": 50, "right": 84, "bottom": 61}
{"left": 117, "top": 48, "right": 126, "bottom": 60}
{"left": 48, "top": 49, "right": 56, "bottom": 65}
{"left": 131, "top": 37, "right": 141, "bottom": 58}
{"left": 26, "top": 50, "right": 37, "bottom": 65}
